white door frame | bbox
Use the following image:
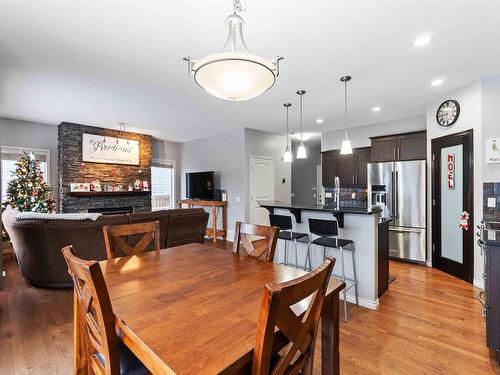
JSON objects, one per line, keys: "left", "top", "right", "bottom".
{"left": 249, "top": 155, "right": 275, "bottom": 224}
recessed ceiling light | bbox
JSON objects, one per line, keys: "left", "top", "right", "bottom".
{"left": 316, "top": 118, "right": 324, "bottom": 124}
{"left": 431, "top": 78, "right": 444, "bottom": 86}
{"left": 414, "top": 33, "right": 433, "bottom": 47}
{"left": 372, "top": 106, "right": 382, "bottom": 112}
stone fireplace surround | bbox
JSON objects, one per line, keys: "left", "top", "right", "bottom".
{"left": 58, "top": 122, "right": 152, "bottom": 213}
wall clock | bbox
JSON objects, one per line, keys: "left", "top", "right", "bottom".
{"left": 436, "top": 100, "right": 460, "bottom": 127}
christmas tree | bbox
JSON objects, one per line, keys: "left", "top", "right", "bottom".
{"left": 2, "top": 152, "right": 55, "bottom": 213}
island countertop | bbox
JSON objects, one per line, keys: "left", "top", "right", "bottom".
{"left": 258, "top": 200, "right": 382, "bottom": 215}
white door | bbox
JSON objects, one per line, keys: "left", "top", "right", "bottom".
{"left": 250, "top": 156, "right": 274, "bottom": 225}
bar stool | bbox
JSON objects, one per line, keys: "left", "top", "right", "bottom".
{"left": 269, "top": 214, "right": 309, "bottom": 268}
{"left": 304, "top": 218, "right": 358, "bottom": 321}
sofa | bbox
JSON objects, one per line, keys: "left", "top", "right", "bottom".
{"left": 2, "top": 208, "right": 209, "bottom": 288}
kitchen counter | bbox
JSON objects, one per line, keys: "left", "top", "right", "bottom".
{"left": 258, "top": 200, "right": 383, "bottom": 310}
{"left": 258, "top": 200, "right": 381, "bottom": 215}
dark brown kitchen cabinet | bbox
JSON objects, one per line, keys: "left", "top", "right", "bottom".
{"left": 370, "top": 136, "right": 398, "bottom": 162}
{"left": 321, "top": 150, "right": 339, "bottom": 187}
{"left": 322, "top": 147, "right": 371, "bottom": 187}
{"left": 338, "top": 152, "right": 356, "bottom": 186}
{"left": 355, "top": 147, "right": 371, "bottom": 186}
{"left": 370, "top": 131, "right": 426, "bottom": 162}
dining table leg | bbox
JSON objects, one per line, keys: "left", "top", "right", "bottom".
{"left": 73, "top": 290, "right": 88, "bottom": 375}
{"left": 321, "top": 292, "right": 340, "bottom": 375}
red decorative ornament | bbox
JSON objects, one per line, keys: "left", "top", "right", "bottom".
{"left": 459, "top": 211, "right": 469, "bottom": 231}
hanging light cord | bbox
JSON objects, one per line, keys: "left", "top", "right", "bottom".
{"left": 233, "top": 0, "right": 247, "bottom": 13}
{"left": 286, "top": 106, "right": 289, "bottom": 145}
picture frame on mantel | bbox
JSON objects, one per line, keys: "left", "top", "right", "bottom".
{"left": 81, "top": 133, "right": 140, "bottom": 165}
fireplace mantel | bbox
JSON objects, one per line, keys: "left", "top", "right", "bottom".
{"left": 69, "top": 191, "right": 150, "bottom": 197}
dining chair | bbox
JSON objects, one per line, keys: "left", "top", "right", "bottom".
{"left": 102, "top": 221, "right": 160, "bottom": 260}
{"left": 252, "top": 256, "right": 335, "bottom": 375}
{"left": 62, "top": 246, "right": 149, "bottom": 375}
{"left": 232, "top": 221, "right": 279, "bottom": 262}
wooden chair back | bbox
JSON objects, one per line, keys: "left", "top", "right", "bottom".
{"left": 232, "top": 221, "right": 279, "bottom": 262}
{"left": 252, "top": 257, "right": 336, "bottom": 375}
{"left": 103, "top": 221, "right": 161, "bottom": 260}
{"left": 62, "top": 246, "right": 119, "bottom": 375}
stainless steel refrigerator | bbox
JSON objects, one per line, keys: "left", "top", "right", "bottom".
{"left": 367, "top": 160, "right": 426, "bottom": 262}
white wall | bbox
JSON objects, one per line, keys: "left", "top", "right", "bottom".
{"left": 321, "top": 115, "right": 426, "bottom": 151}
{"left": 0, "top": 117, "right": 59, "bottom": 206}
{"left": 244, "top": 128, "right": 292, "bottom": 222}
{"left": 180, "top": 128, "right": 246, "bottom": 236}
{"left": 425, "top": 81, "right": 483, "bottom": 286}
{"left": 482, "top": 76, "right": 500, "bottom": 182}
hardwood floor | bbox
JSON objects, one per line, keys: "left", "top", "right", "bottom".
{"left": 1, "top": 242, "right": 499, "bottom": 374}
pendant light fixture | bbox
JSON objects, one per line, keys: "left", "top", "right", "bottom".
{"left": 340, "top": 75, "right": 353, "bottom": 155}
{"left": 283, "top": 103, "right": 293, "bottom": 163}
{"left": 296, "top": 90, "right": 307, "bottom": 159}
{"left": 183, "top": 0, "right": 283, "bottom": 102}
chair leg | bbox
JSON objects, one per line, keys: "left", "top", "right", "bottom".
{"left": 323, "top": 246, "right": 326, "bottom": 261}
{"left": 351, "top": 244, "right": 359, "bottom": 306}
{"left": 294, "top": 239, "right": 299, "bottom": 269}
{"left": 340, "top": 246, "right": 348, "bottom": 322}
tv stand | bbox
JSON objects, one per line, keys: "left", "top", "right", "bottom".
{"left": 178, "top": 199, "right": 227, "bottom": 243}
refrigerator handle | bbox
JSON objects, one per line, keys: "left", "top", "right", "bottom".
{"left": 391, "top": 171, "right": 395, "bottom": 219}
{"left": 395, "top": 171, "right": 399, "bottom": 218}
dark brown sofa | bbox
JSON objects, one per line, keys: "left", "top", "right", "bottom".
{"left": 2, "top": 208, "right": 208, "bottom": 288}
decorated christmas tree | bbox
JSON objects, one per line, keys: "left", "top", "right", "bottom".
{"left": 2, "top": 152, "right": 55, "bottom": 213}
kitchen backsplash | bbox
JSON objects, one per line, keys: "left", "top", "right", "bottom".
{"left": 483, "top": 182, "right": 500, "bottom": 222}
{"left": 324, "top": 187, "right": 368, "bottom": 209}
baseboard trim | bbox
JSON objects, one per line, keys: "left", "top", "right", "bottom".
{"left": 473, "top": 278, "right": 484, "bottom": 289}
{"left": 341, "top": 293, "right": 379, "bottom": 311}
{"left": 226, "top": 230, "right": 235, "bottom": 242}
{"left": 426, "top": 260, "right": 432, "bottom": 267}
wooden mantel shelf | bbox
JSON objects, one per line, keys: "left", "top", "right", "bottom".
{"left": 69, "top": 191, "right": 150, "bottom": 197}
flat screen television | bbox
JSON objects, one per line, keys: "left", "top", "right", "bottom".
{"left": 186, "top": 171, "right": 215, "bottom": 200}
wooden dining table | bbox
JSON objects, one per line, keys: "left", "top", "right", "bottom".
{"left": 73, "top": 243, "right": 345, "bottom": 375}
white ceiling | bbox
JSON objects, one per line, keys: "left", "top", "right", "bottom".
{"left": 1, "top": 1, "right": 499, "bottom": 142}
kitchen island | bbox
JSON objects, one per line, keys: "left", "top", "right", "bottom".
{"left": 259, "top": 200, "right": 383, "bottom": 310}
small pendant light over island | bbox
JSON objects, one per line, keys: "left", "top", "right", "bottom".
{"left": 296, "top": 90, "right": 307, "bottom": 159}
{"left": 340, "top": 75, "right": 353, "bottom": 155}
{"left": 283, "top": 103, "right": 293, "bottom": 163}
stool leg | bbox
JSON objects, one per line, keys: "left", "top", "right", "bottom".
{"left": 294, "top": 239, "right": 299, "bottom": 268}
{"left": 340, "top": 246, "right": 348, "bottom": 322}
{"left": 305, "top": 242, "right": 312, "bottom": 271}
{"left": 323, "top": 246, "right": 326, "bottom": 261}
{"left": 351, "top": 244, "right": 359, "bottom": 305}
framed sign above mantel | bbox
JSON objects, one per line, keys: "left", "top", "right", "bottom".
{"left": 82, "top": 133, "right": 140, "bottom": 165}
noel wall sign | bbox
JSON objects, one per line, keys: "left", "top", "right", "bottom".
{"left": 486, "top": 138, "right": 500, "bottom": 164}
{"left": 447, "top": 153, "right": 455, "bottom": 190}
{"left": 82, "top": 133, "right": 140, "bottom": 165}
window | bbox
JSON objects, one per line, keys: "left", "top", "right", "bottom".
{"left": 151, "top": 159, "right": 175, "bottom": 210}
{"left": 1, "top": 146, "right": 50, "bottom": 202}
